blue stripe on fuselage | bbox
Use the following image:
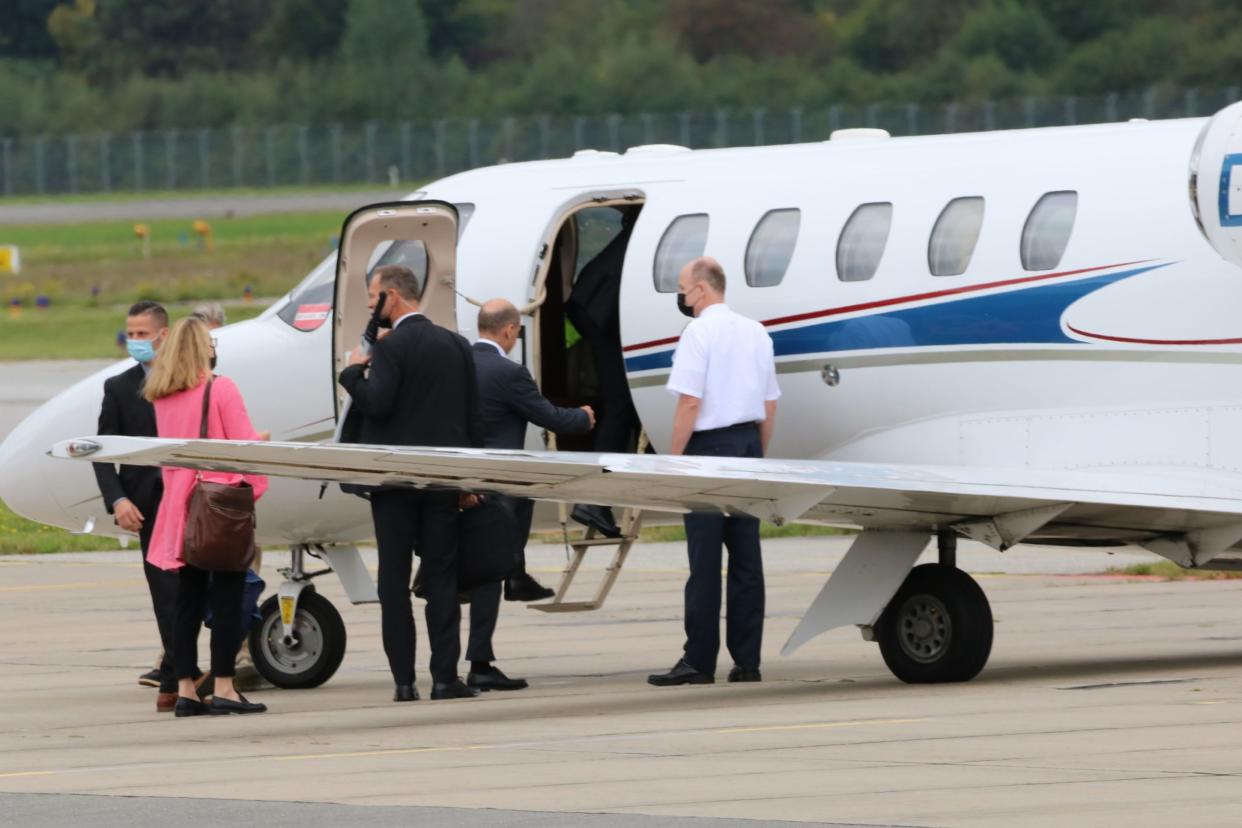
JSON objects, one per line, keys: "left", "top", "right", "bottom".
{"left": 623, "top": 262, "right": 1170, "bottom": 373}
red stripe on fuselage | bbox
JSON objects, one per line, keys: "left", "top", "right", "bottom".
{"left": 622, "top": 260, "right": 1151, "bottom": 353}
{"left": 1066, "top": 324, "right": 1242, "bottom": 346}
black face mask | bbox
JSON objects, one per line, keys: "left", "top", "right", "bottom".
{"left": 209, "top": 353, "right": 218, "bottom": 371}
{"left": 676, "top": 292, "right": 695, "bottom": 318}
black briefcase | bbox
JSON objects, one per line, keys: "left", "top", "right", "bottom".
{"left": 457, "top": 496, "right": 519, "bottom": 592}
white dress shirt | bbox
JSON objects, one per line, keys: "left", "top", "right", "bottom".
{"left": 392, "top": 311, "right": 424, "bottom": 329}
{"left": 666, "top": 303, "right": 780, "bottom": 431}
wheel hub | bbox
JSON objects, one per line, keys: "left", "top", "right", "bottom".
{"left": 260, "top": 610, "right": 324, "bottom": 674}
{"left": 896, "top": 594, "right": 952, "bottom": 664}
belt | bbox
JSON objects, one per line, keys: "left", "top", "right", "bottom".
{"left": 692, "top": 421, "right": 760, "bottom": 437}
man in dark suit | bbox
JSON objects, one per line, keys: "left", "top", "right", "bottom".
{"left": 566, "top": 207, "right": 642, "bottom": 538}
{"left": 340, "top": 264, "right": 485, "bottom": 702}
{"left": 466, "top": 299, "right": 594, "bottom": 691}
{"left": 93, "top": 300, "right": 180, "bottom": 709}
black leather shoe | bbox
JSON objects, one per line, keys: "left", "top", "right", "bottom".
{"left": 571, "top": 504, "right": 622, "bottom": 538}
{"left": 393, "top": 684, "right": 420, "bottom": 702}
{"left": 647, "top": 659, "right": 714, "bottom": 686}
{"left": 138, "top": 668, "right": 162, "bottom": 688}
{"left": 209, "top": 694, "right": 267, "bottom": 715}
{"left": 173, "top": 696, "right": 210, "bottom": 717}
{"left": 504, "top": 573, "right": 555, "bottom": 602}
{"left": 431, "top": 678, "right": 481, "bottom": 700}
{"left": 467, "top": 666, "right": 529, "bottom": 692}
{"left": 727, "top": 665, "right": 762, "bottom": 683}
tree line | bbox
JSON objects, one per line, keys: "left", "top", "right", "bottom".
{"left": 2, "top": 0, "right": 1241, "bottom": 137}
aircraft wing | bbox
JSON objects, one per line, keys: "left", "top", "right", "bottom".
{"left": 52, "top": 436, "right": 1242, "bottom": 564}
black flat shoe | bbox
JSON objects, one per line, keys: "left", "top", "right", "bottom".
{"left": 727, "top": 665, "right": 762, "bottom": 683}
{"left": 647, "top": 659, "right": 714, "bottom": 686}
{"left": 173, "top": 696, "right": 210, "bottom": 717}
{"left": 138, "top": 668, "right": 162, "bottom": 688}
{"left": 570, "top": 504, "right": 622, "bottom": 538}
{"left": 431, "top": 678, "right": 481, "bottom": 700}
{"left": 504, "top": 573, "right": 555, "bottom": 602}
{"left": 209, "top": 694, "right": 267, "bottom": 715}
{"left": 393, "top": 684, "right": 420, "bottom": 702}
{"left": 467, "top": 666, "right": 528, "bottom": 692}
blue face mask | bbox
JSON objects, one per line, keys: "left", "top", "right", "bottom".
{"left": 126, "top": 338, "right": 156, "bottom": 364}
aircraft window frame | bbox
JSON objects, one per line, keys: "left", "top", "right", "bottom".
{"left": 653, "top": 213, "right": 710, "bottom": 293}
{"left": 836, "top": 202, "right": 893, "bottom": 282}
{"left": 744, "top": 208, "right": 801, "bottom": 288}
{"left": 928, "top": 196, "right": 986, "bottom": 277}
{"left": 1020, "top": 191, "right": 1077, "bottom": 271}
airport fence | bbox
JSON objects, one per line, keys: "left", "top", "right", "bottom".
{"left": 1, "top": 86, "right": 1238, "bottom": 197}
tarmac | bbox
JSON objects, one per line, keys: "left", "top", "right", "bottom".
{"left": 2, "top": 542, "right": 1242, "bottom": 827}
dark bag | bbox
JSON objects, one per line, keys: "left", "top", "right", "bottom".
{"left": 182, "top": 378, "right": 257, "bottom": 572}
{"left": 456, "top": 496, "right": 519, "bottom": 592}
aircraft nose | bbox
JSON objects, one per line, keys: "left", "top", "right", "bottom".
{"left": 0, "top": 424, "right": 47, "bottom": 523}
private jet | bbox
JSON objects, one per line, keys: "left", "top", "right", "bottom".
{"left": 11, "top": 101, "right": 1242, "bottom": 690}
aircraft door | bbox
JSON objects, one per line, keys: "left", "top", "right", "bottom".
{"left": 332, "top": 200, "right": 459, "bottom": 418}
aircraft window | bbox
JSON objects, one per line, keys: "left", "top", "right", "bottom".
{"left": 928, "top": 196, "right": 985, "bottom": 276}
{"left": 276, "top": 253, "right": 335, "bottom": 332}
{"left": 836, "top": 203, "right": 893, "bottom": 282}
{"left": 653, "top": 213, "right": 709, "bottom": 293}
{"left": 745, "top": 209, "right": 801, "bottom": 288}
{"left": 1020, "top": 191, "right": 1077, "bottom": 271}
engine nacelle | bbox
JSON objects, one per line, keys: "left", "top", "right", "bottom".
{"left": 1191, "top": 101, "right": 1242, "bottom": 269}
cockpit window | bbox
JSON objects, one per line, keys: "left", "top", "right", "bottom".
{"left": 276, "top": 253, "right": 335, "bottom": 332}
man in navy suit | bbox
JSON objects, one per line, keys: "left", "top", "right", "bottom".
{"left": 466, "top": 299, "right": 594, "bottom": 691}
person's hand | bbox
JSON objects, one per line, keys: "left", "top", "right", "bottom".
{"left": 348, "top": 348, "right": 371, "bottom": 367}
{"left": 580, "top": 405, "right": 596, "bottom": 429}
{"left": 114, "top": 499, "right": 144, "bottom": 533}
{"left": 459, "top": 492, "right": 482, "bottom": 509}
{"left": 257, "top": 430, "right": 271, "bottom": 441}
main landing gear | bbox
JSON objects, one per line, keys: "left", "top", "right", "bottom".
{"left": 781, "top": 529, "right": 994, "bottom": 684}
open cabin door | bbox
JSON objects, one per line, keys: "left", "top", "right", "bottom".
{"left": 332, "top": 200, "right": 459, "bottom": 422}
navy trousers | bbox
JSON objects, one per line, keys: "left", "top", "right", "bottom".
{"left": 681, "top": 424, "right": 765, "bottom": 676}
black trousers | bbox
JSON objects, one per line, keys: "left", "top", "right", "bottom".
{"left": 136, "top": 497, "right": 180, "bottom": 693}
{"left": 682, "top": 424, "right": 765, "bottom": 676}
{"left": 591, "top": 342, "right": 640, "bottom": 454}
{"left": 466, "top": 494, "right": 533, "bottom": 664}
{"left": 371, "top": 489, "right": 462, "bottom": 685}
{"left": 173, "top": 564, "right": 244, "bottom": 680}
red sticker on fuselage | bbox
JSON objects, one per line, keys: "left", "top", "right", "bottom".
{"left": 293, "top": 303, "right": 330, "bottom": 331}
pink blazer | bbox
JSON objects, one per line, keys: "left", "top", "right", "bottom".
{"left": 147, "top": 375, "right": 269, "bottom": 571}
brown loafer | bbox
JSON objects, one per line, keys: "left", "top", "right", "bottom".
{"left": 155, "top": 692, "right": 177, "bottom": 713}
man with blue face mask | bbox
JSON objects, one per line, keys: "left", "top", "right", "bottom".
{"left": 93, "top": 301, "right": 202, "bottom": 711}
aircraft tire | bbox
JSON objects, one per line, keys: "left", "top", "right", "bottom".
{"left": 249, "top": 589, "right": 347, "bottom": 689}
{"left": 876, "top": 563, "right": 992, "bottom": 683}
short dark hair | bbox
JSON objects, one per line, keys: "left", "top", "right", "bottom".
{"left": 689, "top": 259, "right": 726, "bottom": 294}
{"left": 372, "top": 264, "right": 423, "bottom": 302}
{"left": 478, "top": 302, "right": 519, "bottom": 334}
{"left": 128, "top": 300, "right": 169, "bottom": 329}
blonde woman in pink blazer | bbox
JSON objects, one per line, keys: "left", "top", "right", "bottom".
{"left": 144, "top": 317, "right": 270, "bottom": 717}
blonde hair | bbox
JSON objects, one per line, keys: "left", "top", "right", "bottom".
{"left": 143, "top": 317, "right": 213, "bottom": 401}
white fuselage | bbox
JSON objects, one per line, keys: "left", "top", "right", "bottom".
{"left": 5, "top": 116, "right": 1242, "bottom": 545}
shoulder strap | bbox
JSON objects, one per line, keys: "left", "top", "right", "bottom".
{"left": 199, "top": 377, "right": 214, "bottom": 439}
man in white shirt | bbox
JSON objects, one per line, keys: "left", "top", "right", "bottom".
{"left": 648, "top": 257, "right": 780, "bottom": 687}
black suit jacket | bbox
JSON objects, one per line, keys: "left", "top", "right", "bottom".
{"left": 472, "top": 341, "right": 590, "bottom": 450}
{"left": 93, "top": 363, "right": 163, "bottom": 516}
{"left": 339, "top": 315, "right": 484, "bottom": 451}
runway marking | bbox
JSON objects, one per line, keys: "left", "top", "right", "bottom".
{"left": 713, "top": 718, "right": 926, "bottom": 735}
{"left": 276, "top": 745, "right": 495, "bottom": 762}
{"left": 0, "top": 771, "right": 57, "bottom": 779}
{"left": 0, "top": 579, "right": 143, "bottom": 593}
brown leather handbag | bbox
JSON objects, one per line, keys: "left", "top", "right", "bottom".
{"left": 182, "top": 378, "right": 256, "bottom": 572}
